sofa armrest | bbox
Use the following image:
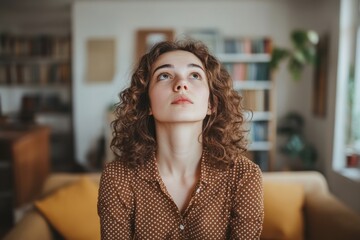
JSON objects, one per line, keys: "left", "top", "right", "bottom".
{"left": 4, "top": 173, "right": 101, "bottom": 240}
{"left": 40, "top": 173, "right": 101, "bottom": 197}
{"left": 305, "top": 193, "right": 360, "bottom": 240}
{"left": 3, "top": 210, "right": 55, "bottom": 240}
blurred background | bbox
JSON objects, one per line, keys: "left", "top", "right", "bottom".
{"left": 1, "top": 0, "right": 360, "bottom": 238}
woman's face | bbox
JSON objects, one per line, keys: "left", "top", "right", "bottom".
{"left": 148, "top": 50, "right": 211, "bottom": 124}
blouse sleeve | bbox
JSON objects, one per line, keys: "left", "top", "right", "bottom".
{"left": 229, "top": 161, "right": 264, "bottom": 239}
{"left": 97, "top": 162, "right": 134, "bottom": 240}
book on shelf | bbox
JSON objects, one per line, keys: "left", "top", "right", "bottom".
{"left": 0, "top": 64, "right": 6, "bottom": 84}
{"left": 233, "top": 63, "right": 246, "bottom": 81}
{"left": 223, "top": 63, "right": 233, "bottom": 76}
{"left": 39, "top": 64, "right": 48, "bottom": 85}
{"left": 256, "top": 63, "right": 270, "bottom": 80}
{"left": 0, "top": 63, "right": 71, "bottom": 85}
{"left": 253, "top": 151, "right": 269, "bottom": 171}
{"left": 224, "top": 39, "right": 236, "bottom": 54}
{"left": 250, "top": 121, "right": 269, "bottom": 142}
{"left": 226, "top": 62, "right": 270, "bottom": 81}
{"left": 0, "top": 33, "right": 70, "bottom": 59}
{"left": 243, "top": 150, "right": 269, "bottom": 171}
{"left": 223, "top": 37, "right": 272, "bottom": 54}
{"left": 15, "top": 64, "right": 24, "bottom": 84}
{"left": 241, "top": 90, "right": 269, "bottom": 112}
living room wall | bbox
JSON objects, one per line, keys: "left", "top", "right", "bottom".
{"left": 73, "top": 0, "right": 360, "bottom": 213}
{"left": 72, "top": 0, "right": 293, "bottom": 164}
{"left": 72, "top": 0, "right": 326, "bottom": 164}
{"left": 2, "top": 0, "right": 357, "bottom": 213}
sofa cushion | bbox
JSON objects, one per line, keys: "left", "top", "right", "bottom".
{"left": 34, "top": 176, "right": 100, "bottom": 240}
{"left": 261, "top": 181, "right": 305, "bottom": 240}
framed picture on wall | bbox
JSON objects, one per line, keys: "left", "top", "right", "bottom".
{"left": 136, "top": 29, "right": 174, "bottom": 61}
{"left": 86, "top": 38, "right": 116, "bottom": 83}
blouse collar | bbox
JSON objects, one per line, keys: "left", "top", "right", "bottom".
{"left": 136, "top": 150, "right": 227, "bottom": 186}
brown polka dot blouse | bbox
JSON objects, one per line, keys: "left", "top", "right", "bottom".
{"left": 97, "top": 153, "right": 264, "bottom": 239}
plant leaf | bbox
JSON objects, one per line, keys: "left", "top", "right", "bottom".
{"left": 292, "top": 50, "right": 306, "bottom": 64}
{"left": 270, "top": 48, "right": 289, "bottom": 70}
{"left": 307, "top": 30, "right": 319, "bottom": 44}
{"left": 288, "top": 58, "right": 304, "bottom": 80}
{"left": 291, "top": 31, "right": 308, "bottom": 48}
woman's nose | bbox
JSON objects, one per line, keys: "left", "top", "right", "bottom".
{"left": 173, "top": 80, "right": 188, "bottom": 92}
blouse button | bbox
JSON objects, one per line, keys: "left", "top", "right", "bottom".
{"left": 179, "top": 224, "right": 185, "bottom": 230}
{"left": 196, "top": 188, "right": 201, "bottom": 194}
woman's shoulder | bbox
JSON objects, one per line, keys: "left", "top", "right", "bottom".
{"left": 98, "top": 160, "right": 134, "bottom": 210}
{"left": 231, "top": 153, "right": 262, "bottom": 179}
{"left": 100, "top": 159, "right": 135, "bottom": 185}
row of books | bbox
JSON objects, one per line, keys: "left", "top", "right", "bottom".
{"left": 241, "top": 89, "right": 269, "bottom": 112}
{"left": 223, "top": 62, "right": 270, "bottom": 81}
{"left": 0, "top": 63, "right": 71, "bottom": 85}
{"left": 0, "top": 33, "right": 71, "bottom": 59}
{"left": 223, "top": 37, "right": 272, "bottom": 54}
{"left": 244, "top": 151, "right": 269, "bottom": 171}
{"left": 248, "top": 121, "right": 269, "bottom": 142}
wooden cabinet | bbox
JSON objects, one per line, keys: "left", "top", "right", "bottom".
{"left": 0, "top": 125, "right": 50, "bottom": 235}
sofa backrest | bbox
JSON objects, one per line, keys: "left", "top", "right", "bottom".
{"left": 262, "top": 171, "right": 329, "bottom": 196}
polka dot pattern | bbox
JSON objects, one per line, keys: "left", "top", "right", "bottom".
{"left": 97, "top": 152, "right": 264, "bottom": 239}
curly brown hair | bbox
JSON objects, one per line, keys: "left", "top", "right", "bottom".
{"left": 111, "top": 40, "right": 248, "bottom": 168}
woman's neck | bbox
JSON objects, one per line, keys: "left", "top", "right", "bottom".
{"left": 154, "top": 122, "right": 203, "bottom": 179}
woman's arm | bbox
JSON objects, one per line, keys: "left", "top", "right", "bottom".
{"left": 97, "top": 162, "right": 134, "bottom": 240}
{"left": 229, "top": 162, "right": 264, "bottom": 239}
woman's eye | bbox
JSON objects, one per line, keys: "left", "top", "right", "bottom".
{"left": 157, "top": 73, "right": 171, "bottom": 81}
{"left": 190, "top": 72, "right": 202, "bottom": 80}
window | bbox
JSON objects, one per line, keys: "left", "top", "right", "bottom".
{"left": 333, "top": 0, "right": 360, "bottom": 179}
{"left": 346, "top": 32, "right": 360, "bottom": 168}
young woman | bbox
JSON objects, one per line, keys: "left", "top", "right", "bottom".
{"left": 98, "top": 40, "right": 264, "bottom": 239}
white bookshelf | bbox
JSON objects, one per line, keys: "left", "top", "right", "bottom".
{"left": 249, "top": 141, "right": 272, "bottom": 151}
{"left": 217, "top": 53, "right": 271, "bottom": 62}
{"left": 244, "top": 111, "right": 272, "bottom": 122}
{"left": 217, "top": 37, "right": 275, "bottom": 171}
{"left": 233, "top": 80, "right": 272, "bottom": 90}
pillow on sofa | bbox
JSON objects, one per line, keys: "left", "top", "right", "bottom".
{"left": 261, "top": 181, "right": 305, "bottom": 240}
{"left": 35, "top": 177, "right": 100, "bottom": 240}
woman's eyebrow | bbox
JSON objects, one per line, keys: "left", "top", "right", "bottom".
{"left": 152, "top": 64, "right": 173, "bottom": 76}
{"left": 188, "top": 63, "right": 204, "bottom": 71}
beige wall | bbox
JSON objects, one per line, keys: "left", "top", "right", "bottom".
{"left": 73, "top": 0, "right": 360, "bottom": 213}
{"left": 1, "top": 0, "right": 358, "bottom": 213}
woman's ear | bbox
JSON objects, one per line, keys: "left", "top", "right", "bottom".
{"left": 149, "top": 108, "right": 153, "bottom": 115}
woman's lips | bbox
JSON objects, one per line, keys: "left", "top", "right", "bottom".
{"left": 171, "top": 96, "right": 193, "bottom": 104}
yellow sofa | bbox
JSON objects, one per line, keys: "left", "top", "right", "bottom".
{"left": 4, "top": 171, "right": 360, "bottom": 240}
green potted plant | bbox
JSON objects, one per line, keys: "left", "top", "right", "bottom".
{"left": 271, "top": 30, "right": 319, "bottom": 170}
{"left": 270, "top": 30, "right": 319, "bottom": 80}
{"left": 277, "top": 112, "right": 317, "bottom": 170}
